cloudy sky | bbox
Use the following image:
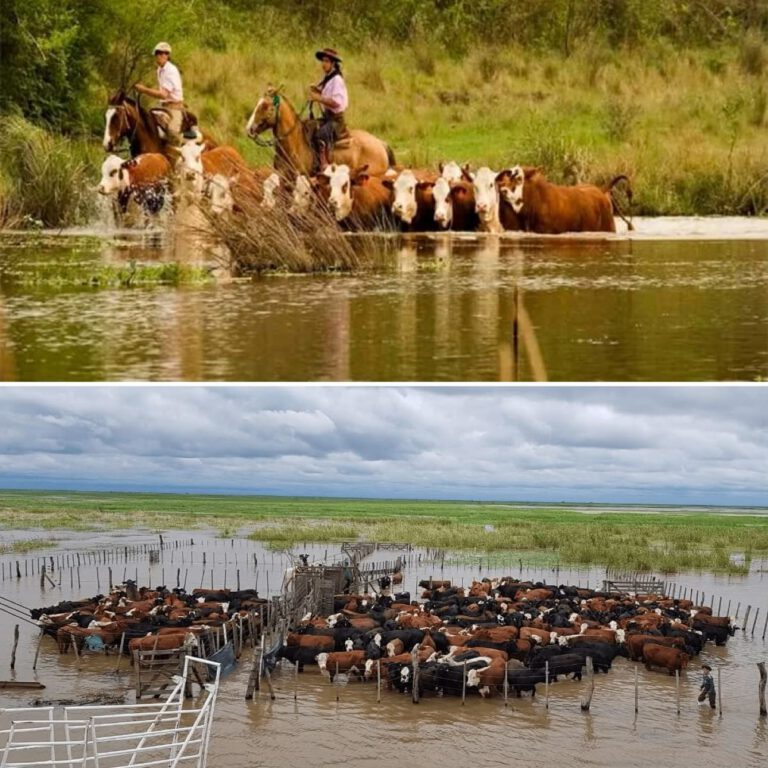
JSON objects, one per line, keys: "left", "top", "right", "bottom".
{"left": 0, "top": 386, "right": 765, "bottom": 506}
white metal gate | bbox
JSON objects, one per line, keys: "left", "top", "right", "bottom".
{"left": 0, "top": 656, "right": 220, "bottom": 768}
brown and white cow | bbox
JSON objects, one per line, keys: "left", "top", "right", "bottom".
{"left": 98, "top": 153, "right": 172, "bottom": 217}
{"left": 381, "top": 168, "right": 438, "bottom": 231}
{"left": 495, "top": 166, "right": 631, "bottom": 234}
{"left": 323, "top": 163, "right": 394, "bottom": 230}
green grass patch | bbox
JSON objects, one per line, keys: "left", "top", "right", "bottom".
{"left": 0, "top": 538, "right": 57, "bottom": 554}
{"left": 1, "top": 490, "right": 765, "bottom": 574}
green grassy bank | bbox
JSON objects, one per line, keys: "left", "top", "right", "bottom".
{"left": 2, "top": 2, "right": 768, "bottom": 227}
{"left": 2, "top": 490, "right": 767, "bottom": 574}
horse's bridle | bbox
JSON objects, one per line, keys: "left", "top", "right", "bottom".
{"left": 250, "top": 93, "right": 307, "bottom": 147}
{"left": 108, "top": 103, "right": 139, "bottom": 155}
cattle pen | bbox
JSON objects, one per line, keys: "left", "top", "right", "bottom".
{"left": 1, "top": 533, "right": 768, "bottom": 768}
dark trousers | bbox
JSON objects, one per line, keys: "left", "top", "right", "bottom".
{"left": 317, "top": 113, "right": 347, "bottom": 151}
{"left": 698, "top": 690, "right": 716, "bottom": 708}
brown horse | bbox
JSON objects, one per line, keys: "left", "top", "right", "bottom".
{"left": 245, "top": 87, "right": 394, "bottom": 180}
{"left": 103, "top": 92, "right": 211, "bottom": 159}
{"left": 103, "top": 92, "right": 165, "bottom": 157}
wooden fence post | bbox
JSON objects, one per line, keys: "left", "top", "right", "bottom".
{"left": 412, "top": 645, "right": 420, "bottom": 704}
{"left": 634, "top": 666, "right": 639, "bottom": 714}
{"left": 758, "top": 662, "right": 767, "bottom": 717}
{"left": 10, "top": 625, "right": 19, "bottom": 670}
{"left": 580, "top": 656, "right": 594, "bottom": 711}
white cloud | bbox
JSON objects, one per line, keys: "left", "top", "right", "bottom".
{"left": 0, "top": 386, "right": 764, "bottom": 505}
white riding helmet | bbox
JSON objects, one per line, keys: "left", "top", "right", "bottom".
{"left": 153, "top": 42, "right": 172, "bottom": 55}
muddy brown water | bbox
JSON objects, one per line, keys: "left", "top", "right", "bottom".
{"left": 1, "top": 221, "right": 767, "bottom": 382}
{"left": 0, "top": 531, "right": 766, "bottom": 767}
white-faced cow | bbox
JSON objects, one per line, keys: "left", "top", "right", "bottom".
{"left": 98, "top": 153, "right": 172, "bottom": 218}
{"left": 323, "top": 163, "right": 394, "bottom": 230}
{"left": 495, "top": 166, "right": 632, "bottom": 234}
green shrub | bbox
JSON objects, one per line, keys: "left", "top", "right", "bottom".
{"left": 0, "top": 116, "right": 97, "bottom": 228}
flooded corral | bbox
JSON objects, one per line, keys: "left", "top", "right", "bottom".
{"left": 1, "top": 219, "right": 767, "bottom": 382}
{"left": 0, "top": 530, "right": 767, "bottom": 767}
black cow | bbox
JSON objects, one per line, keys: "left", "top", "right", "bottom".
{"left": 506, "top": 668, "right": 547, "bottom": 697}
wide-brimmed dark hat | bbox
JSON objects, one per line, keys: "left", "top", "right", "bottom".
{"left": 315, "top": 48, "right": 342, "bottom": 63}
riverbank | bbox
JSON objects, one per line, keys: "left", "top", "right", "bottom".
{"left": 2, "top": 33, "right": 768, "bottom": 228}
{"left": 2, "top": 491, "right": 767, "bottom": 574}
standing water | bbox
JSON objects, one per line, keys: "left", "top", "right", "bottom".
{"left": 1, "top": 221, "right": 767, "bottom": 381}
{"left": 0, "top": 531, "right": 766, "bottom": 768}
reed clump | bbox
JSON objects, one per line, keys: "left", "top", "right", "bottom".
{"left": 0, "top": 116, "right": 97, "bottom": 228}
{"left": 203, "top": 180, "right": 397, "bottom": 276}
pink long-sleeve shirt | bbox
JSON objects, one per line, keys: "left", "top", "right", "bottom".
{"left": 321, "top": 74, "right": 348, "bottom": 114}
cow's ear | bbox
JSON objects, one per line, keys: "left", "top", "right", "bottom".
{"left": 381, "top": 178, "right": 394, "bottom": 189}
{"left": 438, "top": 161, "right": 445, "bottom": 174}
{"left": 353, "top": 173, "right": 370, "bottom": 186}
{"left": 461, "top": 164, "right": 474, "bottom": 183}
{"left": 495, "top": 170, "right": 510, "bottom": 183}
{"left": 416, "top": 180, "right": 434, "bottom": 191}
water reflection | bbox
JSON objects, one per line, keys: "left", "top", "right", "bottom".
{"left": 0, "top": 234, "right": 767, "bottom": 381}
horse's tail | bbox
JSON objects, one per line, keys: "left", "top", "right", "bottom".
{"left": 605, "top": 174, "right": 634, "bottom": 232}
{"left": 386, "top": 144, "right": 396, "bottom": 169}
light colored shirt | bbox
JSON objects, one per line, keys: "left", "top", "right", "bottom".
{"left": 157, "top": 61, "right": 183, "bottom": 103}
{"left": 321, "top": 74, "right": 348, "bottom": 114}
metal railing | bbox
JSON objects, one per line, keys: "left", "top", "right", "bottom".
{"left": 0, "top": 656, "right": 220, "bottom": 768}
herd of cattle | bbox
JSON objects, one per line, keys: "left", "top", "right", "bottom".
{"left": 97, "top": 142, "right": 632, "bottom": 235}
{"left": 32, "top": 583, "right": 265, "bottom": 658}
{"left": 272, "top": 577, "right": 735, "bottom": 699}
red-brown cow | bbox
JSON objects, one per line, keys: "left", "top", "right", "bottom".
{"left": 496, "top": 166, "right": 631, "bottom": 234}
{"left": 643, "top": 644, "right": 690, "bottom": 675}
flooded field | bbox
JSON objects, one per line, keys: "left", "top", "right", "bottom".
{"left": 1, "top": 221, "right": 767, "bottom": 381}
{"left": 0, "top": 530, "right": 767, "bottom": 767}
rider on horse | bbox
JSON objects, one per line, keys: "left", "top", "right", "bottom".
{"left": 309, "top": 48, "right": 349, "bottom": 169}
{"left": 134, "top": 42, "right": 186, "bottom": 145}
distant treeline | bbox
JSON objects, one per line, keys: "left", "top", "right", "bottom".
{"left": 2, "top": 0, "right": 767, "bottom": 131}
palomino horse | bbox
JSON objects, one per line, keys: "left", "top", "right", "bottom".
{"left": 245, "top": 87, "right": 394, "bottom": 180}
{"left": 103, "top": 91, "right": 208, "bottom": 159}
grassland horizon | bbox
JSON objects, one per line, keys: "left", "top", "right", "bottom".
{"left": 2, "top": 489, "right": 766, "bottom": 575}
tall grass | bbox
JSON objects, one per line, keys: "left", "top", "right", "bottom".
{"left": 180, "top": 38, "right": 768, "bottom": 216}
{"left": 0, "top": 116, "right": 99, "bottom": 228}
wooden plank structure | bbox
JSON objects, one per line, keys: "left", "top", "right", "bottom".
{"left": 603, "top": 570, "right": 666, "bottom": 595}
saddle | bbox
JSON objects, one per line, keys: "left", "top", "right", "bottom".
{"left": 149, "top": 107, "right": 199, "bottom": 140}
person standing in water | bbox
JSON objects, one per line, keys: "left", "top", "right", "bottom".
{"left": 698, "top": 664, "right": 716, "bottom": 709}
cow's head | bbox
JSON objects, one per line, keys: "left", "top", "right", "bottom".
{"left": 98, "top": 155, "right": 127, "bottom": 196}
{"left": 383, "top": 169, "right": 434, "bottom": 225}
{"left": 432, "top": 176, "right": 453, "bottom": 229}
{"left": 179, "top": 141, "right": 205, "bottom": 184}
{"left": 262, "top": 172, "right": 281, "bottom": 209}
{"left": 323, "top": 163, "right": 369, "bottom": 221}
{"left": 316, "top": 652, "right": 329, "bottom": 672}
{"left": 472, "top": 167, "right": 499, "bottom": 224}
{"left": 345, "top": 638, "right": 354, "bottom": 651}
{"left": 439, "top": 160, "right": 463, "bottom": 182}
{"left": 466, "top": 668, "right": 480, "bottom": 687}
{"left": 246, "top": 87, "right": 279, "bottom": 138}
{"left": 292, "top": 175, "right": 314, "bottom": 212}
{"left": 206, "top": 174, "right": 233, "bottom": 214}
